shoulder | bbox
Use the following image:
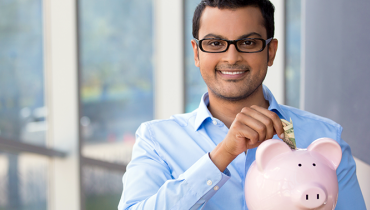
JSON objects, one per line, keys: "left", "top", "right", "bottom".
{"left": 133, "top": 111, "right": 200, "bottom": 167}
{"left": 280, "top": 104, "right": 341, "bottom": 129}
{"left": 136, "top": 110, "right": 198, "bottom": 141}
{"left": 279, "top": 104, "right": 343, "bottom": 147}
{"left": 141, "top": 111, "right": 197, "bottom": 130}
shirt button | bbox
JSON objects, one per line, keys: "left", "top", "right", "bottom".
{"left": 213, "top": 186, "right": 219, "bottom": 191}
{"left": 207, "top": 180, "right": 212, "bottom": 186}
{"left": 212, "top": 120, "right": 217, "bottom": 125}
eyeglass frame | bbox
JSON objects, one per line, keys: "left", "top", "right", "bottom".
{"left": 194, "top": 37, "right": 273, "bottom": 53}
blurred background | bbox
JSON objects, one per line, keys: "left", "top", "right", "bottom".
{"left": 0, "top": 0, "right": 368, "bottom": 210}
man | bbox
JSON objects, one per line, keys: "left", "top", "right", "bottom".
{"left": 118, "top": 0, "right": 366, "bottom": 209}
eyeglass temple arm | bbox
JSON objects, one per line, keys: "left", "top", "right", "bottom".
{"left": 266, "top": 37, "right": 273, "bottom": 44}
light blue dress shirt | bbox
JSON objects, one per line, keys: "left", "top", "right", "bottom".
{"left": 118, "top": 85, "right": 366, "bottom": 210}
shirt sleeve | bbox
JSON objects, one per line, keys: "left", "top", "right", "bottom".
{"left": 335, "top": 126, "right": 366, "bottom": 210}
{"left": 118, "top": 123, "right": 231, "bottom": 210}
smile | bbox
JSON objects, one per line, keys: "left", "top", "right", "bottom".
{"left": 220, "top": 71, "right": 245, "bottom": 75}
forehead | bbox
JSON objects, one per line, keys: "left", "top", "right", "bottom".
{"left": 198, "top": 6, "right": 266, "bottom": 39}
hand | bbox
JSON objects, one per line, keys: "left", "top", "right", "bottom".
{"left": 223, "top": 105, "right": 285, "bottom": 155}
{"left": 210, "top": 105, "right": 285, "bottom": 171}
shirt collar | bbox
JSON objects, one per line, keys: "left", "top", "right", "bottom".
{"left": 262, "top": 84, "right": 289, "bottom": 120}
{"left": 194, "top": 92, "right": 213, "bottom": 131}
{"left": 194, "top": 85, "right": 289, "bottom": 131}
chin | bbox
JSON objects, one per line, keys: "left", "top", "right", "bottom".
{"left": 211, "top": 84, "right": 262, "bottom": 102}
{"left": 214, "top": 91, "right": 251, "bottom": 102}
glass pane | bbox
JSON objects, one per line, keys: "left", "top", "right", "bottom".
{"left": 78, "top": 0, "right": 154, "bottom": 164}
{"left": 0, "top": 0, "right": 46, "bottom": 146}
{"left": 185, "top": 0, "right": 207, "bottom": 113}
{"left": 0, "top": 151, "right": 48, "bottom": 210}
{"left": 285, "top": 0, "right": 302, "bottom": 108}
{"left": 83, "top": 166, "right": 123, "bottom": 210}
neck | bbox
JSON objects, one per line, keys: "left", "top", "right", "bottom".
{"left": 207, "top": 85, "right": 269, "bottom": 128}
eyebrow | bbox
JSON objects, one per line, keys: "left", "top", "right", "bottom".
{"left": 202, "top": 32, "right": 262, "bottom": 40}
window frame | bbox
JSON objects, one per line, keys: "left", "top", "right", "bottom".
{"left": 44, "top": 0, "right": 185, "bottom": 210}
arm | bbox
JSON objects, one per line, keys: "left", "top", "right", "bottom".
{"left": 118, "top": 123, "right": 230, "bottom": 210}
{"left": 335, "top": 127, "right": 366, "bottom": 210}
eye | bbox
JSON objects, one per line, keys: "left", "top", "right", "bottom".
{"left": 298, "top": 163, "right": 302, "bottom": 167}
{"left": 204, "top": 39, "right": 224, "bottom": 46}
{"left": 209, "top": 41, "right": 222, "bottom": 46}
{"left": 313, "top": 163, "right": 316, "bottom": 166}
{"left": 241, "top": 39, "right": 256, "bottom": 46}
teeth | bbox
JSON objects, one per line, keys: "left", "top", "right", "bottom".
{"left": 220, "top": 71, "right": 244, "bottom": 75}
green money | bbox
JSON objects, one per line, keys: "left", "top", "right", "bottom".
{"left": 280, "top": 118, "right": 297, "bottom": 150}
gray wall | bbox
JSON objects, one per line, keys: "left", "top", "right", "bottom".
{"left": 303, "top": 0, "right": 370, "bottom": 164}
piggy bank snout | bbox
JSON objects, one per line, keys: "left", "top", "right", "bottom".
{"left": 293, "top": 184, "right": 327, "bottom": 209}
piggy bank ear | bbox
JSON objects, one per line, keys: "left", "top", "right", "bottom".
{"left": 307, "top": 138, "right": 342, "bottom": 170}
{"left": 256, "top": 139, "right": 292, "bottom": 172}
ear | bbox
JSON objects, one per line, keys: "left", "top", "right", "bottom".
{"left": 256, "top": 139, "right": 291, "bottom": 172}
{"left": 267, "top": 38, "right": 278, "bottom": 66}
{"left": 191, "top": 39, "right": 200, "bottom": 67}
{"left": 307, "top": 138, "right": 342, "bottom": 170}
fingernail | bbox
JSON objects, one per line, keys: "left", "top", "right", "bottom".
{"left": 280, "top": 133, "right": 285, "bottom": 139}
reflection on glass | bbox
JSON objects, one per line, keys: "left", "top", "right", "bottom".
{"left": 185, "top": 0, "right": 207, "bottom": 113}
{"left": 83, "top": 166, "right": 123, "bottom": 210}
{"left": 0, "top": 0, "right": 46, "bottom": 146}
{"left": 0, "top": 152, "right": 48, "bottom": 210}
{"left": 78, "top": 0, "right": 154, "bottom": 164}
{"left": 285, "top": 0, "right": 301, "bottom": 108}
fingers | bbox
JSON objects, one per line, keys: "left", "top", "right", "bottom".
{"left": 237, "top": 106, "right": 284, "bottom": 141}
{"left": 223, "top": 105, "right": 285, "bottom": 156}
{"left": 249, "top": 105, "right": 285, "bottom": 139}
{"left": 232, "top": 117, "right": 261, "bottom": 146}
{"left": 234, "top": 112, "right": 268, "bottom": 143}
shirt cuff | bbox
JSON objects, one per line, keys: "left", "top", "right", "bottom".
{"left": 179, "top": 153, "right": 231, "bottom": 200}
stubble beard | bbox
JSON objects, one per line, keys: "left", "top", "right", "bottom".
{"left": 209, "top": 77, "right": 263, "bottom": 103}
{"left": 203, "top": 63, "right": 265, "bottom": 103}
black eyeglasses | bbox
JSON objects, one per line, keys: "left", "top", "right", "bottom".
{"left": 194, "top": 37, "right": 273, "bottom": 53}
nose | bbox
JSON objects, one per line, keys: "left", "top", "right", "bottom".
{"left": 222, "top": 44, "right": 242, "bottom": 65}
{"left": 293, "top": 184, "right": 327, "bottom": 209}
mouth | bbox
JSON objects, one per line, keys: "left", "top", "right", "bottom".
{"left": 219, "top": 71, "right": 246, "bottom": 75}
{"left": 216, "top": 70, "right": 249, "bottom": 79}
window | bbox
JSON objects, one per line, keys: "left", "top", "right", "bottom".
{"left": 0, "top": 1, "right": 48, "bottom": 209}
{"left": 185, "top": 0, "right": 207, "bottom": 113}
{"left": 78, "top": 0, "right": 154, "bottom": 165}
{"left": 0, "top": 152, "right": 48, "bottom": 210}
{"left": 285, "top": 0, "right": 302, "bottom": 108}
{"left": 0, "top": 1, "right": 197, "bottom": 209}
{"left": 0, "top": 0, "right": 45, "bottom": 146}
{"left": 83, "top": 167, "right": 123, "bottom": 210}
{"left": 77, "top": 0, "right": 154, "bottom": 208}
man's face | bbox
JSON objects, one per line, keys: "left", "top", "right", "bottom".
{"left": 191, "top": 6, "right": 277, "bottom": 101}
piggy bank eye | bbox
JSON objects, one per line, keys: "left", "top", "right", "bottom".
{"left": 313, "top": 163, "right": 316, "bottom": 166}
{"left": 298, "top": 163, "right": 302, "bottom": 167}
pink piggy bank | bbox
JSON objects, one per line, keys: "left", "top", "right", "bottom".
{"left": 245, "top": 138, "right": 342, "bottom": 210}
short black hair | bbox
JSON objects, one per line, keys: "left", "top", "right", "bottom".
{"left": 192, "top": 0, "right": 275, "bottom": 39}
